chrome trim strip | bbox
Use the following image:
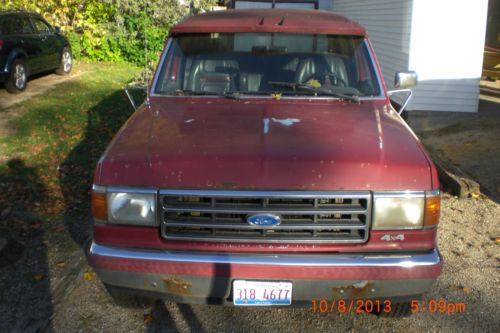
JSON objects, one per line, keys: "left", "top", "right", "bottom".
{"left": 163, "top": 207, "right": 367, "bottom": 215}
{"left": 373, "top": 191, "right": 425, "bottom": 198}
{"left": 150, "top": 38, "right": 172, "bottom": 96}
{"left": 160, "top": 189, "right": 370, "bottom": 198}
{"left": 364, "top": 39, "right": 386, "bottom": 99}
{"left": 107, "top": 186, "right": 158, "bottom": 194}
{"left": 149, "top": 95, "right": 386, "bottom": 101}
{"left": 92, "top": 184, "right": 106, "bottom": 193}
{"left": 164, "top": 222, "right": 366, "bottom": 230}
{"left": 426, "top": 190, "right": 440, "bottom": 197}
{"left": 89, "top": 242, "right": 441, "bottom": 268}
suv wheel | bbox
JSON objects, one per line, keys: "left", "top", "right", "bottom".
{"left": 6, "top": 59, "right": 27, "bottom": 93}
{"left": 56, "top": 47, "right": 72, "bottom": 75}
{"left": 376, "top": 301, "right": 412, "bottom": 318}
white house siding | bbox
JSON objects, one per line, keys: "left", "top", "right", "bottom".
{"left": 407, "top": 0, "right": 489, "bottom": 112}
{"left": 318, "top": 0, "right": 332, "bottom": 10}
{"left": 331, "top": 0, "right": 488, "bottom": 112}
{"left": 331, "top": 0, "right": 413, "bottom": 93}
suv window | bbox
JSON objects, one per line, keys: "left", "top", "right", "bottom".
{"left": 1, "top": 16, "right": 34, "bottom": 35}
{"left": 32, "top": 18, "right": 52, "bottom": 34}
{"left": 0, "top": 16, "right": 18, "bottom": 35}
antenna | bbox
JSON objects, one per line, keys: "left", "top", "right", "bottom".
{"left": 144, "top": 2, "right": 150, "bottom": 105}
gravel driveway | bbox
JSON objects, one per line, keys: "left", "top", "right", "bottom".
{"left": 48, "top": 194, "right": 499, "bottom": 333}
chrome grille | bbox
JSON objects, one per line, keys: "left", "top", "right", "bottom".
{"left": 160, "top": 190, "right": 371, "bottom": 243}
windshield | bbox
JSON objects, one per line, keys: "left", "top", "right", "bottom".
{"left": 154, "top": 33, "right": 381, "bottom": 98}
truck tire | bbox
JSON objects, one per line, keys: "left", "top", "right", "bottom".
{"left": 55, "top": 47, "right": 72, "bottom": 75}
{"left": 376, "top": 301, "right": 412, "bottom": 318}
{"left": 104, "top": 284, "right": 154, "bottom": 308}
{"left": 5, "top": 58, "right": 27, "bottom": 93}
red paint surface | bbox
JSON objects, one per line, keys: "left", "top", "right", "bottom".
{"left": 95, "top": 98, "right": 435, "bottom": 191}
{"left": 170, "top": 9, "right": 367, "bottom": 36}
{"left": 94, "top": 225, "right": 437, "bottom": 253}
{"left": 89, "top": 251, "right": 442, "bottom": 280}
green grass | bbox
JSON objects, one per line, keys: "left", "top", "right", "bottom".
{"left": 0, "top": 62, "right": 140, "bottom": 246}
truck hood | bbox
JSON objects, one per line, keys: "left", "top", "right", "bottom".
{"left": 97, "top": 98, "right": 433, "bottom": 190}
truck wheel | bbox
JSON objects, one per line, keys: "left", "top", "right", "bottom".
{"left": 104, "top": 284, "right": 154, "bottom": 308}
{"left": 56, "top": 47, "right": 72, "bottom": 75}
{"left": 376, "top": 301, "right": 412, "bottom": 318}
{"left": 5, "top": 59, "right": 27, "bottom": 93}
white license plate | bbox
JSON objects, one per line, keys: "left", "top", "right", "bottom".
{"left": 233, "top": 280, "right": 292, "bottom": 306}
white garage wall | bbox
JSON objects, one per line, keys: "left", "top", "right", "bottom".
{"left": 408, "top": 0, "right": 489, "bottom": 112}
{"left": 331, "top": 0, "right": 413, "bottom": 91}
{"left": 331, "top": 0, "right": 488, "bottom": 112}
{"left": 318, "top": 0, "right": 332, "bottom": 10}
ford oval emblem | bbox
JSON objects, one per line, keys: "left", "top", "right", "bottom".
{"left": 247, "top": 214, "right": 281, "bottom": 227}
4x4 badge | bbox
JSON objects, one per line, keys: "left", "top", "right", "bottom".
{"left": 380, "top": 234, "right": 405, "bottom": 241}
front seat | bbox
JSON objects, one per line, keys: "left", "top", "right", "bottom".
{"left": 295, "top": 56, "right": 348, "bottom": 87}
{"left": 189, "top": 59, "right": 239, "bottom": 93}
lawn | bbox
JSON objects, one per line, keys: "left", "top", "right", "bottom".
{"left": 0, "top": 61, "right": 140, "bottom": 258}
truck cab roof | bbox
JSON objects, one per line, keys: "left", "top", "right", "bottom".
{"left": 170, "top": 9, "right": 367, "bottom": 36}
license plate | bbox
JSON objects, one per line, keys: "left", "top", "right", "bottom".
{"left": 233, "top": 280, "right": 292, "bottom": 306}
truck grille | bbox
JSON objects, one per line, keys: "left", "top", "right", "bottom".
{"left": 160, "top": 190, "right": 371, "bottom": 243}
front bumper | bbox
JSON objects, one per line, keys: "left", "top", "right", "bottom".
{"left": 88, "top": 242, "right": 442, "bottom": 305}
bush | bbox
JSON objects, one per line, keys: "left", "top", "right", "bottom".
{"left": 0, "top": 0, "right": 218, "bottom": 65}
{"left": 67, "top": 32, "right": 81, "bottom": 59}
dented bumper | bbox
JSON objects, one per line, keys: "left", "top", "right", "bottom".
{"left": 88, "top": 242, "right": 442, "bottom": 304}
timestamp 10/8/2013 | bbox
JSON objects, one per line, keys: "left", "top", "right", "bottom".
{"left": 311, "top": 299, "right": 466, "bottom": 315}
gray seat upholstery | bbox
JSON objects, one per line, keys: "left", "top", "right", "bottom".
{"left": 295, "top": 55, "right": 349, "bottom": 86}
{"left": 188, "top": 59, "right": 239, "bottom": 93}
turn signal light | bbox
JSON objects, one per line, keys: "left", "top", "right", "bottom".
{"left": 91, "top": 189, "right": 108, "bottom": 221}
{"left": 424, "top": 191, "right": 441, "bottom": 227}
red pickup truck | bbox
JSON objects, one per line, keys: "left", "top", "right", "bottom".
{"left": 88, "top": 9, "right": 442, "bottom": 317}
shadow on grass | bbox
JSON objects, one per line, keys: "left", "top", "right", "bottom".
{"left": 58, "top": 89, "right": 136, "bottom": 247}
{"left": 0, "top": 159, "right": 53, "bottom": 331}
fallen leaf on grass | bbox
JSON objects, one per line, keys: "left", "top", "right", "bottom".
{"left": 34, "top": 275, "right": 44, "bottom": 281}
{"left": 143, "top": 314, "right": 154, "bottom": 324}
{"left": 495, "top": 237, "right": 500, "bottom": 244}
{"left": 470, "top": 193, "right": 480, "bottom": 199}
{"left": 462, "top": 287, "right": 471, "bottom": 294}
{"left": 56, "top": 261, "right": 66, "bottom": 268}
{"left": 83, "top": 271, "right": 96, "bottom": 281}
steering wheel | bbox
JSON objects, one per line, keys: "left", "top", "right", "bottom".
{"left": 304, "top": 73, "right": 348, "bottom": 87}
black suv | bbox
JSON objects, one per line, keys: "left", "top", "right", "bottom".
{"left": 0, "top": 10, "right": 72, "bottom": 93}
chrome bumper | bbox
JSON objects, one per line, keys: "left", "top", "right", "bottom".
{"left": 89, "top": 242, "right": 442, "bottom": 304}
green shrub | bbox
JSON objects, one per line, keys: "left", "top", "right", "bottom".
{"left": 0, "top": 0, "right": 218, "bottom": 65}
{"left": 67, "top": 32, "right": 81, "bottom": 59}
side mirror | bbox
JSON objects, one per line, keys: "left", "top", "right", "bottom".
{"left": 54, "top": 26, "right": 61, "bottom": 34}
{"left": 388, "top": 71, "right": 418, "bottom": 116}
{"left": 394, "top": 71, "right": 418, "bottom": 89}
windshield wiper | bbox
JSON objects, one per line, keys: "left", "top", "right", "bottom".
{"left": 268, "top": 81, "right": 360, "bottom": 103}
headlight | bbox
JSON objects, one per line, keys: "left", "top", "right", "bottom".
{"left": 372, "top": 192, "right": 425, "bottom": 230}
{"left": 91, "top": 185, "right": 158, "bottom": 226}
